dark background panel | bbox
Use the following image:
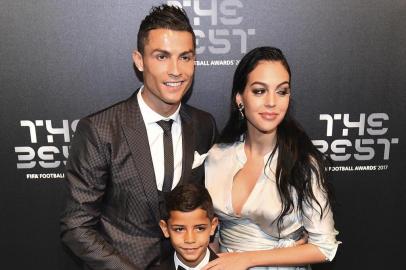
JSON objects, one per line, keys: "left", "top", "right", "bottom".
{"left": 1, "top": 0, "right": 405, "bottom": 269}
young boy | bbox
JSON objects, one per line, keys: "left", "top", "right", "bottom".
{"left": 157, "top": 183, "right": 219, "bottom": 270}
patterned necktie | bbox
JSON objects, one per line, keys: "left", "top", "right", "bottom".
{"left": 177, "top": 266, "right": 187, "bottom": 270}
{"left": 157, "top": 120, "right": 174, "bottom": 192}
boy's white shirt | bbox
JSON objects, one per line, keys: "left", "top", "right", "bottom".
{"left": 174, "top": 248, "right": 210, "bottom": 270}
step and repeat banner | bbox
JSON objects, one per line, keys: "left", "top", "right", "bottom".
{"left": 1, "top": 1, "right": 405, "bottom": 269}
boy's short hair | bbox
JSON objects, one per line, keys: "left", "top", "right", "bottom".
{"left": 137, "top": 4, "right": 196, "bottom": 55}
{"left": 164, "top": 183, "right": 215, "bottom": 220}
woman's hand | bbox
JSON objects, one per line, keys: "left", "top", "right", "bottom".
{"left": 202, "top": 252, "right": 251, "bottom": 270}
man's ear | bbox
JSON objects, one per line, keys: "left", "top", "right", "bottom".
{"left": 209, "top": 217, "right": 219, "bottom": 236}
{"left": 159, "top": 220, "right": 170, "bottom": 238}
{"left": 132, "top": 51, "right": 144, "bottom": 72}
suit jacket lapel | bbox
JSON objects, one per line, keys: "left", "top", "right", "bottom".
{"left": 168, "top": 255, "right": 176, "bottom": 270}
{"left": 159, "top": 254, "right": 175, "bottom": 270}
{"left": 208, "top": 247, "right": 218, "bottom": 261}
{"left": 121, "top": 91, "right": 160, "bottom": 222}
{"left": 179, "top": 106, "right": 195, "bottom": 185}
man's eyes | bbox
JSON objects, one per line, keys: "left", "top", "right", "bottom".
{"left": 154, "top": 54, "right": 193, "bottom": 61}
{"left": 180, "top": 55, "right": 193, "bottom": 61}
{"left": 156, "top": 54, "right": 167, "bottom": 60}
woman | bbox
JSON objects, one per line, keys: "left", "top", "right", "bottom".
{"left": 204, "top": 47, "right": 339, "bottom": 270}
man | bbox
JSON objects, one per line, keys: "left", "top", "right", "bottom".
{"left": 60, "top": 5, "right": 217, "bottom": 270}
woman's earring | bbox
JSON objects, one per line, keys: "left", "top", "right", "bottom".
{"left": 238, "top": 103, "right": 245, "bottom": 120}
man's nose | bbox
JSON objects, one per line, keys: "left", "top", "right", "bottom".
{"left": 168, "top": 59, "right": 181, "bottom": 77}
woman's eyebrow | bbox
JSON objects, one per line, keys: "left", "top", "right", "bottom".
{"left": 249, "top": 81, "right": 290, "bottom": 88}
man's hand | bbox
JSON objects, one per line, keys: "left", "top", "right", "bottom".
{"left": 295, "top": 231, "right": 309, "bottom": 246}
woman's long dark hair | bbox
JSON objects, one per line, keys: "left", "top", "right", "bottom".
{"left": 220, "top": 47, "right": 334, "bottom": 232}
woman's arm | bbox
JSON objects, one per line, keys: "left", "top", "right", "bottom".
{"left": 203, "top": 243, "right": 326, "bottom": 270}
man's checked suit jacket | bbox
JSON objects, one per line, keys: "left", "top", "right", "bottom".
{"left": 60, "top": 90, "right": 217, "bottom": 270}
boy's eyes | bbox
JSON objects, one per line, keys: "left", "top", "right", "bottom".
{"left": 195, "top": 225, "right": 207, "bottom": 231}
{"left": 173, "top": 227, "right": 184, "bottom": 232}
{"left": 171, "top": 226, "right": 207, "bottom": 232}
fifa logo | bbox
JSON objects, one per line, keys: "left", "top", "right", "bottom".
{"left": 14, "top": 120, "right": 78, "bottom": 169}
{"left": 168, "top": 0, "right": 256, "bottom": 54}
{"left": 312, "top": 113, "right": 399, "bottom": 161}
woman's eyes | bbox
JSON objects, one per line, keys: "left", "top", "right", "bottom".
{"left": 252, "top": 87, "right": 291, "bottom": 96}
{"left": 276, "top": 87, "right": 291, "bottom": 96}
{"left": 252, "top": 88, "right": 266, "bottom": 95}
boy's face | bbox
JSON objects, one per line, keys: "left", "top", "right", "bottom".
{"left": 159, "top": 209, "right": 218, "bottom": 267}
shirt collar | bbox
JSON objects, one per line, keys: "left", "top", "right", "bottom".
{"left": 137, "top": 86, "right": 181, "bottom": 124}
{"left": 174, "top": 248, "right": 210, "bottom": 270}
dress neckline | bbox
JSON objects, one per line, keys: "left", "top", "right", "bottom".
{"left": 229, "top": 141, "right": 278, "bottom": 217}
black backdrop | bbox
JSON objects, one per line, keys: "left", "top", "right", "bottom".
{"left": 1, "top": 1, "right": 405, "bottom": 269}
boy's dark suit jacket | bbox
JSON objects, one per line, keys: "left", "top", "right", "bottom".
{"left": 152, "top": 248, "right": 218, "bottom": 270}
{"left": 60, "top": 90, "right": 217, "bottom": 270}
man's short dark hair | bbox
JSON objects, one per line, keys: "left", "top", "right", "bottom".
{"left": 164, "top": 183, "right": 215, "bottom": 220}
{"left": 137, "top": 4, "right": 196, "bottom": 55}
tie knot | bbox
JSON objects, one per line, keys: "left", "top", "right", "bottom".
{"left": 157, "top": 119, "right": 173, "bottom": 134}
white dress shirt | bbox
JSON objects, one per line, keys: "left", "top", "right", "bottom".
{"left": 137, "top": 87, "right": 183, "bottom": 191}
{"left": 174, "top": 248, "right": 210, "bottom": 270}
